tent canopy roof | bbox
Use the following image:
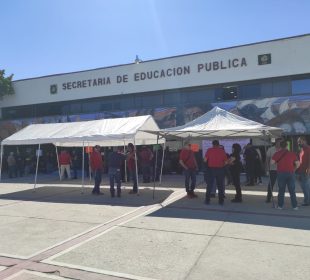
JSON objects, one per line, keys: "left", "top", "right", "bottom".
{"left": 1, "top": 115, "right": 163, "bottom": 146}
{"left": 147, "top": 107, "right": 282, "bottom": 139}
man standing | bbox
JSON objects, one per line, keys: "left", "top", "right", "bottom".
{"left": 127, "top": 143, "right": 138, "bottom": 194}
{"left": 59, "top": 149, "right": 72, "bottom": 180}
{"left": 204, "top": 140, "right": 228, "bottom": 205}
{"left": 90, "top": 145, "right": 104, "bottom": 195}
{"left": 108, "top": 147, "right": 126, "bottom": 197}
{"left": 139, "top": 145, "right": 153, "bottom": 183}
{"left": 272, "top": 140, "right": 299, "bottom": 210}
{"left": 179, "top": 140, "right": 198, "bottom": 198}
{"left": 296, "top": 136, "right": 310, "bottom": 206}
{"left": 265, "top": 138, "right": 282, "bottom": 203}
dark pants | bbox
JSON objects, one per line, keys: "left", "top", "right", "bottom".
{"left": 267, "top": 170, "right": 277, "bottom": 200}
{"left": 109, "top": 169, "right": 121, "bottom": 196}
{"left": 142, "top": 163, "right": 151, "bottom": 183}
{"left": 206, "top": 167, "right": 225, "bottom": 203}
{"left": 129, "top": 169, "right": 138, "bottom": 192}
{"left": 92, "top": 169, "right": 102, "bottom": 194}
{"left": 277, "top": 172, "right": 297, "bottom": 208}
{"left": 231, "top": 169, "right": 241, "bottom": 199}
{"left": 246, "top": 162, "right": 255, "bottom": 185}
{"left": 184, "top": 169, "right": 196, "bottom": 193}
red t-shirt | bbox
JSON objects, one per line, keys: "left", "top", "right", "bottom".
{"left": 179, "top": 148, "right": 196, "bottom": 169}
{"left": 205, "top": 147, "right": 227, "bottom": 168}
{"left": 127, "top": 151, "right": 136, "bottom": 171}
{"left": 297, "top": 146, "right": 310, "bottom": 173}
{"left": 59, "top": 152, "right": 71, "bottom": 165}
{"left": 272, "top": 149, "right": 298, "bottom": 173}
{"left": 90, "top": 151, "right": 103, "bottom": 170}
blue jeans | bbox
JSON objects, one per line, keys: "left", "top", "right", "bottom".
{"left": 109, "top": 168, "right": 121, "bottom": 195}
{"left": 184, "top": 169, "right": 196, "bottom": 192}
{"left": 92, "top": 169, "right": 102, "bottom": 194}
{"left": 206, "top": 167, "right": 225, "bottom": 202}
{"left": 299, "top": 173, "right": 310, "bottom": 205}
{"left": 277, "top": 172, "right": 297, "bottom": 208}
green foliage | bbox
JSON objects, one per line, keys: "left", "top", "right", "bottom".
{"left": 0, "top": 70, "right": 15, "bottom": 98}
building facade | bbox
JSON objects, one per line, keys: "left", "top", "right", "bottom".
{"left": 1, "top": 34, "right": 310, "bottom": 141}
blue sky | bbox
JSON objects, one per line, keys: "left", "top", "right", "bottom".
{"left": 1, "top": 0, "right": 309, "bottom": 80}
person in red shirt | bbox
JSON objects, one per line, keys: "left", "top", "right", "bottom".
{"left": 90, "top": 145, "right": 104, "bottom": 195}
{"left": 179, "top": 140, "right": 198, "bottom": 198}
{"left": 127, "top": 143, "right": 138, "bottom": 194}
{"left": 139, "top": 145, "right": 153, "bottom": 183}
{"left": 58, "top": 149, "right": 72, "bottom": 180}
{"left": 204, "top": 140, "right": 228, "bottom": 205}
{"left": 296, "top": 136, "right": 310, "bottom": 206}
{"left": 271, "top": 140, "right": 299, "bottom": 210}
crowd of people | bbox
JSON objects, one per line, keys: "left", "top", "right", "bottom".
{"left": 3, "top": 136, "right": 310, "bottom": 209}
{"left": 179, "top": 136, "right": 310, "bottom": 210}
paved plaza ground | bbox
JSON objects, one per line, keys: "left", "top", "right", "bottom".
{"left": 0, "top": 174, "right": 309, "bottom": 280}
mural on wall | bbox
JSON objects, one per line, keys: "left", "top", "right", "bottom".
{"left": 0, "top": 107, "right": 177, "bottom": 141}
{"left": 213, "top": 94, "right": 310, "bottom": 135}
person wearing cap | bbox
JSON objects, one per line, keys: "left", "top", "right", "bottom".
{"left": 90, "top": 145, "right": 104, "bottom": 195}
{"left": 265, "top": 138, "right": 282, "bottom": 203}
{"left": 179, "top": 140, "right": 198, "bottom": 198}
{"left": 108, "top": 146, "right": 126, "bottom": 197}
{"left": 127, "top": 143, "right": 138, "bottom": 194}
{"left": 204, "top": 140, "right": 228, "bottom": 205}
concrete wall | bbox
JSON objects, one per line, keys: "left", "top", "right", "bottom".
{"left": 2, "top": 35, "right": 310, "bottom": 108}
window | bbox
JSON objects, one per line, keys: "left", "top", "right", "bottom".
{"left": 272, "top": 80, "right": 290, "bottom": 97}
{"left": 142, "top": 94, "right": 163, "bottom": 107}
{"left": 292, "top": 79, "right": 310, "bottom": 95}
{"left": 239, "top": 84, "right": 260, "bottom": 99}
{"left": 222, "top": 86, "right": 238, "bottom": 100}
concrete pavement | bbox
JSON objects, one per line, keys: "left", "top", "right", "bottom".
{"left": 0, "top": 174, "right": 309, "bottom": 280}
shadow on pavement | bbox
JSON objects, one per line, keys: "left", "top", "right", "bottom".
{"left": 0, "top": 186, "right": 173, "bottom": 207}
{"left": 147, "top": 192, "right": 310, "bottom": 230}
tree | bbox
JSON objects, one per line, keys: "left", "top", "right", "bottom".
{"left": 0, "top": 70, "right": 15, "bottom": 98}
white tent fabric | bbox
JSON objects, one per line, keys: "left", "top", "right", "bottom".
{"left": 1, "top": 115, "right": 164, "bottom": 146}
{"left": 149, "top": 107, "right": 282, "bottom": 139}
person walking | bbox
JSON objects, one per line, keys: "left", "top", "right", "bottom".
{"left": 90, "top": 145, "right": 104, "bottom": 195}
{"left": 265, "top": 138, "right": 282, "bottom": 203}
{"left": 179, "top": 140, "right": 198, "bottom": 198}
{"left": 204, "top": 140, "right": 228, "bottom": 205}
{"left": 108, "top": 147, "right": 126, "bottom": 197}
{"left": 229, "top": 143, "right": 243, "bottom": 202}
{"left": 271, "top": 140, "right": 299, "bottom": 210}
{"left": 59, "top": 149, "right": 72, "bottom": 180}
{"left": 296, "top": 136, "right": 310, "bottom": 206}
{"left": 127, "top": 143, "right": 138, "bottom": 194}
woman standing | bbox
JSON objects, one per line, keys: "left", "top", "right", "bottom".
{"left": 229, "top": 143, "right": 243, "bottom": 202}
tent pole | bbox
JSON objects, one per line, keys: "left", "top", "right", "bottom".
{"left": 152, "top": 134, "right": 159, "bottom": 200}
{"left": 34, "top": 144, "right": 41, "bottom": 192}
{"left": 55, "top": 145, "right": 61, "bottom": 180}
{"left": 133, "top": 138, "right": 139, "bottom": 194}
{"left": 0, "top": 144, "right": 4, "bottom": 181}
{"left": 123, "top": 140, "right": 127, "bottom": 183}
{"left": 81, "top": 142, "right": 85, "bottom": 194}
{"left": 160, "top": 140, "right": 166, "bottom": 186}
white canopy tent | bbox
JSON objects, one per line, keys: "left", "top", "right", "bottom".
{"left": 144, "top": 106, "right": 283, "bottom": 205}
{"left": 1, "top": 115, "right": 164, "bottom": 147}
{"left": 0, "top": 115, "right": 164, "bottom": 192}
{"left": 149, "top": 106, "right": 283, "bottom": 140}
